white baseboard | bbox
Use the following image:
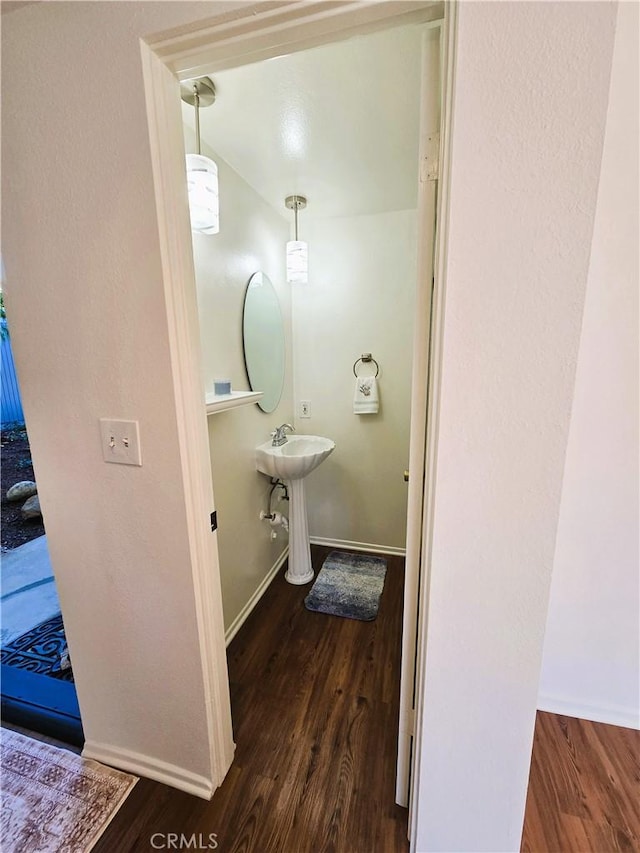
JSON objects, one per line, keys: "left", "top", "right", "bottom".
{"left": 537, "top": 694, "right": 640, "bottom": 730}
{"left": 309, "top": 536, "right": 406, "bottom": 557}
{"left": 83, "top": 740, "right": 216, "bottom": 799}
{"left": 223, "top": 538, "right": 402, "bottom": 649}
{"left": 224, "top": 546, "right": 289, "bottom": 647}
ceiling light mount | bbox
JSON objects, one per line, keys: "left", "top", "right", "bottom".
{"left": 180, "top": 77, "right": 217, "bottom": 110}
{"left": 285, "top": 195, "right": 307, "bottom": 213}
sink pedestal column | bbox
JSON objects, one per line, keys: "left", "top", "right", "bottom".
{"left": 285, "top": 478, "right": 314, "bottom": 584}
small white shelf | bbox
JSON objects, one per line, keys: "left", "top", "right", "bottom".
{"left": 205, "top": 390, "right": 263, "bottom": 415}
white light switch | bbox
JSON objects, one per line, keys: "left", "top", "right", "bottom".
{"left": 100, "top": 419, "right": 142, "bottom": 466}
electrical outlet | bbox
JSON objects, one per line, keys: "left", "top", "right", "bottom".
{"left": 300, "top": 400, "right": 311, "bottom": 418}
{"left": 99, "top": 419, "right": 142, "bottom": 466}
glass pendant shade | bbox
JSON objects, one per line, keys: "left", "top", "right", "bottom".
{"left": 286, "top": 240, "right": 308, "bottom": 284}
{"left": 186, "top": 153, "right": 219, "bottom": 235}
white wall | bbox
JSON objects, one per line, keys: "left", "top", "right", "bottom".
{"left": 538, "top": 1, "right": 640, "bottom": 730}
{"left": 1, "top": 0, "right": 626, "bottom": 844}
{"left": 189, "top": 133, "right": 294, "bottom": 635}
{"left": 1, "top": 0, "right": 241, "bottom": 793}
{"left": 413, "top": 3, "right": 617, "bottom": 851}
{"left": 293, "top": 210, "right": 417, "bottom": 551}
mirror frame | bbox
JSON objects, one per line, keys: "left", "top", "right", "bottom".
{"left": 242, "top": 271, "right": 286, "bottom": 414}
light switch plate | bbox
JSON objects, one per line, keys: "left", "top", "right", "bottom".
{"left": 100, "top": 419, "right": 142, "bottom": 466}
{"left": 300, "top": 400, "right": 311, "bottom": 418}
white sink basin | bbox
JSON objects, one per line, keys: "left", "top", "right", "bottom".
{"left": 256, "top": 434, "right": 335, "bottom": 481}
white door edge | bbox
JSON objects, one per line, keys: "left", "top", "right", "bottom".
{"left": 396, "top": 22, "right": 442, "bottom": 814}
{"left": 408, "top": 5, "right": 459, "bottom": 848}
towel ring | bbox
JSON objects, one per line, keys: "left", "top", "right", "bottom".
{"left": 353, "top": 353, "right": 380, "bottom": 378}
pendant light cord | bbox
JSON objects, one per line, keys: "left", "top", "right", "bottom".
{"left": 294, "top": 201, "right": 299, "bottom": 241}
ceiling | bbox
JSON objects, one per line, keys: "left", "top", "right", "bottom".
{"left": 181, "top": 23, "right": 426, "bottom": 221}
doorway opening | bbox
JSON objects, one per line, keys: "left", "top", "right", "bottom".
{"left": 176, "top": 7, "right": 441, "bottom": 835}
{"left": 0, "top": 297, "right": 83, "bottom": 746}
{"left": 141, "top": 0, "right": 449, "bottom": 845}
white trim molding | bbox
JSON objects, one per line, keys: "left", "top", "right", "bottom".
{"left": 225, "top": 548, "right": 289, "bottom": 647}
{"left": 148, "top": 1, "right": 444, "bottom": 80}
{"left": 83, "top": 741, "right": 221, "bottom": 800}
{"left": 139, "top": 40, "right": 235, "bottom": 791}
{"left": 409, "top": 2, "right": 457, "bottom": 846}
{"left": 310, "top": 536, "right": 406, "bottom": 557}
{"left": 537, "top": 695, "right": 640, "bottom": 731}
{"left": 396, "top": 20, "right": 443, "bottom": 809}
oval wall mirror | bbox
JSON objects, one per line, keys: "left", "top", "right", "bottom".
{"left": 242, "top": 271, "right": 285, "bottom": 413}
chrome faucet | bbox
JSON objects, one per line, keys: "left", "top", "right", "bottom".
{"left": 271, "top": 423, "right": 294, "bottom": 446}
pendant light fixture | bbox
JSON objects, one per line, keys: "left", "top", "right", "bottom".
{"left": 180, "top": 77, "right": 219, "bottom": 235}
{"left": 285, "top": 195, "right": 308, "bottom": 284}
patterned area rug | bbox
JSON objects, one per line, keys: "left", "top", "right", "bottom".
{"left": 1, "top": 614, "right": 74, "bottom": 681}
{"left": 0, "top": 728, "right": 137, "bottom": 853}
{"left": 304, "top": 551, "right": 387, "bottom": 621}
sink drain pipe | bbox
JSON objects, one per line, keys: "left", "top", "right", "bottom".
{"left": 260, "top": 479, "right": 289, "bottom": 538}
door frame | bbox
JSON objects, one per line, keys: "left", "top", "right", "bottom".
{"left": 406, "top": 4, "right": 458, "bottom": 842}
{"left": 140, "top": 0, "right": 454, "bottom": 842}
{"left": 396, "top": 16, "right": 443, "bottom": 812}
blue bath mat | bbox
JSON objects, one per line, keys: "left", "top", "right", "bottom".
{"left": 304, "top": 551, "right": 387, "bottom": 621}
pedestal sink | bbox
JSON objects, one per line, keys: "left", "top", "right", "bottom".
{"left": 256, "top": 435, "right": 335, "bottom": 584}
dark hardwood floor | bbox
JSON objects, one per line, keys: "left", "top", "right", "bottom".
{"left": 94, "top": 545, "right": 409, "bottom": 852}
{"left": 521, "top": 711, "right": 639, "bottom": 852}
{"left": 5, "top": 546, "right": 639, "bottom": 852}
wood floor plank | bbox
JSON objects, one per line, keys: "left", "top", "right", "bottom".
{"left": 11, "top": 545, "right": 637, "bottom": 852}
{"left": 92, "top": 546, "right": 409, "bottom": 852}
{"left": 521, "top": 712, "right": 640, "bottom": 852}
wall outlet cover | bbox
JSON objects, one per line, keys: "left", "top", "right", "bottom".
{"left": 300, "top": 400, "right": 311, "bottom": 418}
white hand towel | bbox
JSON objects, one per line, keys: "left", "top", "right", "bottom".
{"left": 353, "top": 376, "right": 379, "bottom": 414}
